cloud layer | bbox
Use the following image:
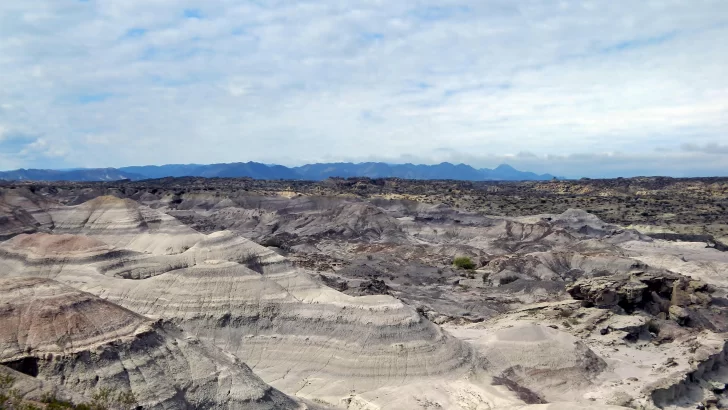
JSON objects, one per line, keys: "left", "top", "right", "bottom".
{"left": 1, "top": 0, "right": 727, "bottom": 177}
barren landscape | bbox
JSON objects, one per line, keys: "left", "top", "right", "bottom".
{"left": 1, "top": 176, "right": 728, "bottom": 410}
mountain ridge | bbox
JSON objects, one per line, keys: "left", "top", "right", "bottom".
{"left": 0, "top": 161, "right": 558, "bottom": 182}
{"left": 0, "top": 168, "right": 145, "bottom": 182}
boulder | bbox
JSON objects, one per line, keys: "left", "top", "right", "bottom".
{"left": 566, "top": 275, "right": 647, "bottom": 309}
{"left": 568, "top": 272, "right": 714, "bottom": 325}
{"left": 669, "top": 305, "right": 690, "bottom": 325}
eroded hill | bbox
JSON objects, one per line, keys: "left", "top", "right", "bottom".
{"left": 1, "top": 179, "right": 728, "bottom": 409}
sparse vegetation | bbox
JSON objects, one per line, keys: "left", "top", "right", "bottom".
{"left": 0, "top": 374, "right": 15, "bottom": 409}
{"left": 0, "top": 376, "right": 137, "bottom": 410}
{"left": 453, "top": 256, "right": 475, "bottom": 270}
{"left": 238, "top": 252, "right": 264, "bottom": 273}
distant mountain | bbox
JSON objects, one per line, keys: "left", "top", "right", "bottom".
{"left": 293, "top": 162, "right": 488, "bottom": 180}
{"left": 293, "top": 162, "right": 556, "bottom": 181}
{"left": 482, "top": 164, "right": 555, "bottom": 181}
{"left": 1, "top": 162, "right": 557, "bottom": 182}
{"left": 0, "top": 168, "right": 144, "bottom": 182}
{"left": 119, "top": 164, "right": 203, "bottom": 179}
{"left": 120, "top": 162, "right": 300, "bottom": 179}
{"left": 197, "top": 162, "right": 300, "bottom": 179}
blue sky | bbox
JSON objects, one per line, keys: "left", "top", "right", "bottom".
{"left": 0, "top": 0, "right": 727, "bottom": 178}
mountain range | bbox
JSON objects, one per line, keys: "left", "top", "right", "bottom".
{"left": 0, "top": 162, "right": 558, "bottom": 182}
{"left": 0, "top": 168, "right": 145, "bottom": 182}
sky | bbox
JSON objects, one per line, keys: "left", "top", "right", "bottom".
{"left": 1, "top": 0, "right": 727, "bottom": 178}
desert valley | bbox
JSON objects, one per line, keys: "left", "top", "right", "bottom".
{"left": 0, "top": 176, "right": 727, "bottom": 410}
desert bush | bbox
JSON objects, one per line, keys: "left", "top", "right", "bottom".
{"left": 453, "top": 256, "right": 475, "bottom": 270}
{"left": 0, "top": 374, "right": 15, "bottom": 408}
{"left": 443, "top": 229, "right": 459, "bottom": 239}
{"left": 6, "top": 387, "right": 140, "bottom": 410}
{"left": 239, "top": 252, "right": 264, "bottom": 273}
{"left": 41, "top": 392, "right": 76, "bottom": 409}
{"left": 89, "top": 388, "right": 114, "bottom": 410}
{"left": 88, "top": 388, "right": 137, "bottom": 410}
{"left": 114, "top": 391, "right": 136, "bottom": 410}
{"left": 0, "top": 374, "right": 14, "bottom": 390}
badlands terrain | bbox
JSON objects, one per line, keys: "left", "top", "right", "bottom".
{"left": 1, "top": 176, "right": 728, "bottom": 410}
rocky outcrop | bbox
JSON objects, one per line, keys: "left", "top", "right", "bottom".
{"left": 473, "top": 325, "right": 607, "bottom": 401}
{"left": 567, "top": 272, "right": 714, "bottom": 327}
{"left": 49, "top": 196, "right": 205, "bottom": 254}
{"left": 80, "top": 261, "right": 487, "bottom": 406}
{"left": 648, "top": 333, "right": 728, "bottom": 409}
{"left": 0, "top": 278, "right": 306, "bottom": 410}
{"left": 485, "top": 251, "right": 640, "bottom": 283}
{"left": 0, "top": 188, "right": 55, "bottom": 240}
{"left": 353, "top": 278, "right": 391, "bottom": 295}
{"left": 0, "top": 228, "right": 522, "bottom": 408}
{"left": 648, "top": 232, "right": 728, "bottom": 252}
{"left": 566, "top": 275, "right": 650, "bottom": 310}
{"left": 0, "top": 277, "right": 152, "bottom": 361}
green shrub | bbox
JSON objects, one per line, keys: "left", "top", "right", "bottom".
{"left": 41, "top": 392, "right": 75, "bottom": 409}
{"left": 115, "top": 390, "right": 136, "bottom": 410}
{"left": 0, "top": 374, "right": 14, "bottom": 390}
{"left": 453, "top": 256, "right": 475, "bottom": 270}
{"left": 239, "top": 252, "right": 263, "bottom": 273}
{"left": 0, "top": 374, "right": 15, "bottom": 408}
{"left": 2, "top": 376, "right": 137, "bottom": 410}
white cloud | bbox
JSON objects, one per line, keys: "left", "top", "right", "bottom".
{"left": 0, "top": 0, "right": 727, "bottom": 176}
{"left": 681, "top": 143, "right": 728, "bottom": 155}
{"left": 84, "top": 134, "right": 111, "bottom": 145}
